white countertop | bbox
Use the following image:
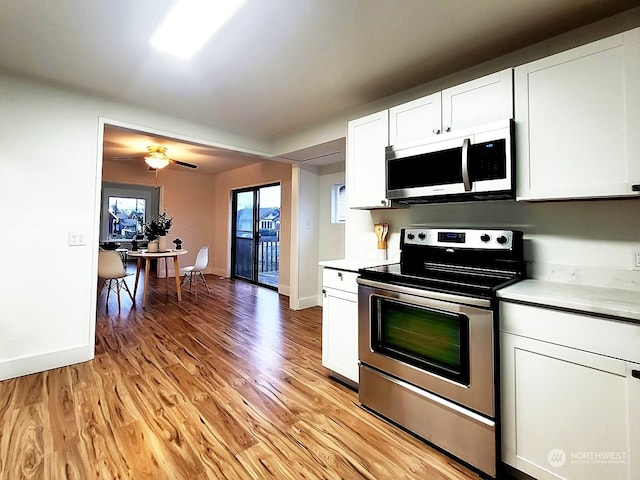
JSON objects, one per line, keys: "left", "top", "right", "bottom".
{"left": 318, "top": 258, "right": 396, "bottom": 273}
{"left": 498, "top": 279, "right": 640, "bottom": 322}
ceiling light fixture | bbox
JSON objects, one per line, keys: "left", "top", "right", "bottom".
{"left": 144, "top": 145, "right": 170, "bottom": 169}
{"left": 151, "top": 0, "right": 247, "bottom": 60}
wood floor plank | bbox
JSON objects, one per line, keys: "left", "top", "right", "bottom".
{"left": 0, "top": 275, "right": 481, "bottom": 480}
{"left": 74, "top": 386, "right": 130, "bottom": 479}
{"left": 0, "top": 405, "right": 47, "bottom": 480}
{"left": 44, "top": 368, "right": 79, "bottom": 449}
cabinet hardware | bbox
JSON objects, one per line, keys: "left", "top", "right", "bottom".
{"left": 632, "top": 369, "right": 640, "bottom": 379}
{"left": 432, "top": 128, "right": 441, "bottom": 134}
{"left": 445, "top": 126, "right": 451, "bottom": 132}
{"left": 632, "top": 185, "right": 640, "bottom": 192}
{"left": 337, "top": 272, "right": 343, "bottom": 279}
{"left": 322, "top": 289, "right": 326, "bottom": 297}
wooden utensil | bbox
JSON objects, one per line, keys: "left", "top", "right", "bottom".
{"left": 374, "top": 223, "right": 387, "bottom": 249}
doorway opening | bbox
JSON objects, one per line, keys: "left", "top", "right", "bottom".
{"left": 231, "top": 183, "right": 281, "bottom": 289}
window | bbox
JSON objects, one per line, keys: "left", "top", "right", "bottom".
{"left": 101, "top": 182, "right": 159, "bottom": 243}
{"left": 331, "top": 183, "right": 346, "bottom": 223}
{"left": 107, "top": 196, "right": 146, "bottom": 241}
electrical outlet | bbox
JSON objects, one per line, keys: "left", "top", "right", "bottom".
{"left": 633, "top": 250, "right": 640, "bottom": 270}
{"left": 68, "top": 231, "right": 86, "bottom": 246}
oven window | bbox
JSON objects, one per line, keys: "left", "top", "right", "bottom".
{"left": 372, "top": 296, "right": 470, "bottom": 385}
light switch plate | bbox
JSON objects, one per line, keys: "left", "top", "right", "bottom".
{"left": 68, "top": 231, "right": 86, "bottom": 246}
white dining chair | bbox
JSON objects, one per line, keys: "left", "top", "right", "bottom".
{"left": 98, "top": 250, "right": 134, "bottom": 312}
{"left": 180, "top": 246, "right": 210, "bottom": 301}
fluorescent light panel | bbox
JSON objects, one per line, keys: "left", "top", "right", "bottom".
{"left": 151, "top": 0, "right": 246, "bottom": 59}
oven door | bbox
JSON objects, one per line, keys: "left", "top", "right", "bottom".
{"left": 358, "top": 278, "right": 496, "bottom": 417}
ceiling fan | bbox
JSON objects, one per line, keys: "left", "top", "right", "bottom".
{"left": 112, "top": 145, "right": 198, "bottom": 170}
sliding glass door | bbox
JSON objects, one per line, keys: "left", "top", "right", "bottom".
{"left": 231, "top": 183, "right": 280, "bottom": 289}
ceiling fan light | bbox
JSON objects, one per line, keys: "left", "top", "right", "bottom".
{"left": 145, "top": 155, "right": 170, "bottom": 169}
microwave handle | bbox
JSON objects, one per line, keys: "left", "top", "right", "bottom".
{"left": 462, "top": 138, "right": 472, "bottom": 192}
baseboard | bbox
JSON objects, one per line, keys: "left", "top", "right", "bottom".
{"left": 278, "top": 284, "right": 290, "bottom": 297}
{"left": 295, "top": 295, "right": 319, "bottom": 310}
{"left": 210, "top": 267, "right": 227, "bottom": 277}
{"left": 0, "top": 344, "right": 94, "bottom": 381}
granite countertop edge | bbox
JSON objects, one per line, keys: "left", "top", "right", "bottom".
{"left": 498, "top": 279, "right": 640, "bottom": 323}
{"left": 318, "top": 258, "right": 396, "bottom": 273}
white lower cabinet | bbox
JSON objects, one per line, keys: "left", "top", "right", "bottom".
{"left": 500, "top": 302, "right": 640, "bottom": 480}
{"left": 321, "top": 268, "right": 359, "bottom": 385}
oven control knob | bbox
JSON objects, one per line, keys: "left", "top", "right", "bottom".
{"left": 418, "top": 232, "right": 426, "bottom": 240}
{"left": 480, "top": 234, "right": 491, "bottom": 243}
{"left": 407, "top": 233, "right": 415, "bottom": 240}
{"left": 496, "top": 235, "right": 508, "bottom": 245}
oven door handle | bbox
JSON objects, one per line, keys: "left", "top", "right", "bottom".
{"left": 356, "top": 277, "right": 491, "bottom": 309}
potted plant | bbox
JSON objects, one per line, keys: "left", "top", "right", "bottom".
{"left": 173, "top": 238, "right": 183, "bottom": 250}
{"left": 144, "top": 211, "right": 173, "bottom": 252}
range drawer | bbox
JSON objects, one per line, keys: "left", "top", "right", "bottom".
{"left": 323, "top": 268, "right": 359, "bottom": 294}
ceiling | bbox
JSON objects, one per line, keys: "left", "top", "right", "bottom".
{"left": 1, "top": 0, "right": 638, "bottom": 172}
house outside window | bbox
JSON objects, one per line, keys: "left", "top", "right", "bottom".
{"left": 107, "top": 197, "right": 146, "bottom": 240}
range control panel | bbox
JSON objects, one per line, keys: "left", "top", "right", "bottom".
{"left": 402, "top": 228, "right": 514, "bottom": 249}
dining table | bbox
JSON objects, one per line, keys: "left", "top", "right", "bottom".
{"left": 127, "top": 249, "right": 188, "bottom": 308}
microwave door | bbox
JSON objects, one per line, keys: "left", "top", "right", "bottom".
{"left": 386, "top": 137, "right": 468, "bottom": 199}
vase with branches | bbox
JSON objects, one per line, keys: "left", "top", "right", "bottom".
{"left": 144, "top": 211, "right": 173, "bottom": 251}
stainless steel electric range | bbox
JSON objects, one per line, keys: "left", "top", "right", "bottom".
{"left": 357, "top": 227, "right": 525, "bottom": 479}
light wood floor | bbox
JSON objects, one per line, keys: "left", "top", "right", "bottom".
{"left": 0, "top": 273, "right": 482, "bottom": 479}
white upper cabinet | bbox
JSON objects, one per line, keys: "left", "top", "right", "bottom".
{"left": 442, "top": 68, "right": 514, "bottom": 132}
{"left": 389, "top": 68, "right": 513, "bottom": 145}
{"left": 388, "top": 92, "right": 442, "bottom": 144}
{"left": 347, "top": 109, "right": 392, "bottom": 209}
{"left": 515, "top": 27, "right": 640, "bottom": 201}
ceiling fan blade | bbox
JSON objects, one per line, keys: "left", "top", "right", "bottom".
{"left": 170, "top": 159, "right": 198, "bottom": 169}
{"left": 111, "top": 155, "right": 143, "bottom": 161}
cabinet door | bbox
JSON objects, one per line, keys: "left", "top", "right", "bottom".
{"left": 321, "top": 287, "right": 359, "bottom": 383}
{"left": 442, "top": 68, "right": 513, "bottom": 132}
{"left": 501, "top": 333, "right": 638, "bottom": 480}
{"left": 389, "top": 92, "right": 442, "bottom": 144}
{"left": 515, "top": 28, "right": 640, "bottom": 200}
{"left": 346, "top": 110, "right": 392, "bottom": 209}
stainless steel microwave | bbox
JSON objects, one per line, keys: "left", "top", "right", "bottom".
{"left": 386, "top": 119, "right": 514, "bottom": 204}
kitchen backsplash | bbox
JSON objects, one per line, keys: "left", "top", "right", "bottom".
{"left": 343, "top": 197, "right": 640, "bottom": 292}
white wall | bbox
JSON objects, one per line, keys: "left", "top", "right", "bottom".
{"left": 290, "top": 165, "right": 320, "bottom": 309}
{"left": 0, "top": 72, "right": 276, "bottom": 381}
{"left": 317, "top": 167, "right": 346, "bottom": 262}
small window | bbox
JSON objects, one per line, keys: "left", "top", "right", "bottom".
{"left": 331, "top": 183, "right": 346, "bottom": 224}
{"left": 107, "top": 196, "right": 146, "bottom": 241}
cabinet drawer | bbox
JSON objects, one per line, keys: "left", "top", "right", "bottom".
{"left": 323, "top": 268, "right": 359, "bottom": 294}
{"left": 500, "top": 301, "right": 640, "bottom": 363}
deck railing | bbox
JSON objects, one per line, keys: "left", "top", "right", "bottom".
{"left": 258, "top": 240, "right": 279, "bottom": 273}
